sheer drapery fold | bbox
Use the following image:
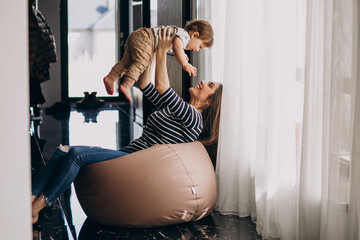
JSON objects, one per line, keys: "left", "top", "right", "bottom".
{"left": 301, "top": 0, "right": 358, "bottom": 239}
{"left": 198, "top": 0, "right": 359, "bottom": 239}
{"left": 347, "top": 1, "right": 360, "bottom": 239}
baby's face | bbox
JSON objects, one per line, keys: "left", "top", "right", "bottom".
{"left": 185, "top": 37, "right": 206, "bottom": 52}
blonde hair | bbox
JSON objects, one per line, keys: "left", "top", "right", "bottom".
{"left": 184, "top": 20, "right": 214, "bottom": 48}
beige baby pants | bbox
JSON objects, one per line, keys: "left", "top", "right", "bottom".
{"left": 108, "top": 28, "right": 156, "bottom": 83}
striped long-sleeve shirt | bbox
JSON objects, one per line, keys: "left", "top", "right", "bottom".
{"left": 124, "top": 83, "right": 203, "bottom": 152}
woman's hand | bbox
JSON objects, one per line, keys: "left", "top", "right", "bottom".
{"left": 135, "top": 54, "right": 155, "bottom": 90}
{"left": 157, "top": 27, "right": 175, "bottom": 53}
{"left": 155, "top": 27, "right": 175, "bottom": 94}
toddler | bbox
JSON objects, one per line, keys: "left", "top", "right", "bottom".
{"left": 103, "top": 19, "right": 214, "bottom": 102}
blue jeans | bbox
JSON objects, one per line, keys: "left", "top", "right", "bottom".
{"left": 32, "top": 145, "right": 130, "bottom": 205}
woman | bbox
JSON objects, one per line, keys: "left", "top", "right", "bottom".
{"left": 32, "top": 27, "right": 223, "bottom": 224}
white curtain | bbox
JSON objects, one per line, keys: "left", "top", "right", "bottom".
{"left": 197, "top": 0, "right": 359, "bottom": 239}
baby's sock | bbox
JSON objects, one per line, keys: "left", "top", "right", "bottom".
{"left": 120, "top": 78, "right": 135, "bottom": 102}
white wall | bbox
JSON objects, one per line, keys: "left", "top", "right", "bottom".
{"left": 38, "top": 0, "right": 62, "bottom": 108}
{"left": 0, "top": 1, "right": 32, "bottom": 239}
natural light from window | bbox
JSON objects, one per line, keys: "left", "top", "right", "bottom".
{"left": 68, "top": 0, "right": 116, "bottom": 97}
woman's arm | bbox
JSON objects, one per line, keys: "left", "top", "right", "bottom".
{"left": 153, "top": 28, "right": 202, "bottom": 130}
{"left": 155, "top": 27, "right": 174, "bottom": 94}
{"left": 135, "top": 54, "right": 155, "bottom": 90}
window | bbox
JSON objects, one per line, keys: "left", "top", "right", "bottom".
{"left": 68, "top": 0, "right": 117, "bottom": 98}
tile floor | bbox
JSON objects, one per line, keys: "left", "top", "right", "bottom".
{"left": 30, "top": 103, "right": 262, "bottom": 240}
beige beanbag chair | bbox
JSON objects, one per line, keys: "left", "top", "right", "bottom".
{"left": 74, "top": 141, "right": 217, "bottom": 227}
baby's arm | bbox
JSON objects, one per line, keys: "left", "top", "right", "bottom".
{"left": 172, "top": 37, "right": 197, "bottom": 77}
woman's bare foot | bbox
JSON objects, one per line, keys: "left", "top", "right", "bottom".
{"left": 32, "top": 210, "right": 39, "bottom": 224}
{"left": 32, "top": 195, "right": 48, "bottom": 224}
{"left": 103, "top": 75, "right": 116, "bottom": 95}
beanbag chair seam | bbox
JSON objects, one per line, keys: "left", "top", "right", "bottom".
{"left": 166, "top": 144, "right": 199, "bottom": 214}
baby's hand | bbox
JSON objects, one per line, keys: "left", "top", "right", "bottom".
{"left": 184, "top": 54, "right": 189, "bottom": 61}
{"left": 183, "top": 63, "right": 197, "bottom": 77}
